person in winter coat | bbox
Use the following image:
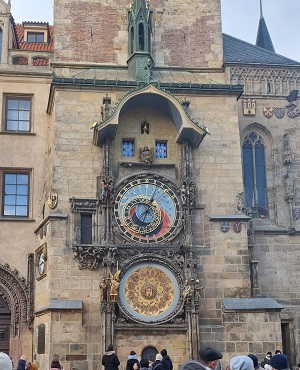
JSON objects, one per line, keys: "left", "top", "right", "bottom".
{"left": 17, "top": 355, "right": 27, "bottom": 370}
{"left": 51, "top": 359, "right": 63, "bottom": 370}
{"left": 126, "top": 351, "right": 139, "bottom": 370}
{"left": 152, "top": 354, "right": 165, "bottom": 370}
{"left": 140, "top": 359, "right": 149, "bottom": 370}
{"left": 102, "top": 345, "right": 120, "bottom": 370}
{"left": 161, "top": 349, "right": 173, "bottom": 370}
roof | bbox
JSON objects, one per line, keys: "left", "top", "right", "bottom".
{"left": 223, "top": 33, "right": 300, "bottom": 67}
{"left": 15, "top": 23, "right": 54, "bottom": 52}
{"left": 256, "top": 17, "right": 275, "bottom": 52}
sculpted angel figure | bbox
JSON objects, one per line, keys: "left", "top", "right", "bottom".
{"left": 109, "top": 270, "right": 121, "bottom": 302}
{"left": 139, "top": 146, "right": 153, "bottom": 164}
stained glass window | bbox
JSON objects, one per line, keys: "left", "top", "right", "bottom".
{"left": 242, "top": 132, "right": 268, "bottom": 215}
{"left": 156, "top": 141, "right": 167, "bottom": 158}
{"left": 122, "top": 140, "right": 134, "bottom": 157}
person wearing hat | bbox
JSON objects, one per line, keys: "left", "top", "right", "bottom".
{"left": 230, "top": 356, "right": 254, "bottom": 370}
{"left": 161, "top": 349, "right": 173, "bottom": 370}
{"left": 179, "top": 346, "right": 223, "bottom": 370}
{"left": 102, "top": 344, "right": 120, "bottom": 370}
{"left": 269, "top": 354, "right": 289, "bottom": 370}
{"left": 126, "top": 351, "right": 140, "bottom": 370}
{"left": 0, "top": 352, "right": 13, "bottom": 370}
{"left": 151, "top": 354, "right": 164, "bottom": 370}
{"left": 261, "top": 352, "right": 272, "bottom": 369}
{"left": 248, "top": 354, "right": 264, "bottom": 370}
{"left": 51, "top": 358, "right": 63, "bottom": 370}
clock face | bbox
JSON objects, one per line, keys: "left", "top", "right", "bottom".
{"left": 38, "top": 252, "right": 45, "bottom": 275}
{"left": 114, "top": 176, "right": 181, "bottom": 243}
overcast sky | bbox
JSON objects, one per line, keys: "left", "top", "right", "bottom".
{"left": 10, "top": 0, "right": 300, "bottom": 62}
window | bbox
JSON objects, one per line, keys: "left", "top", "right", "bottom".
{"left": 27, "top": 32, "right": 44, "bottom": 43}
{"left": 155, "top": 141, "right": 167, "bottom": 158}
{"left": 138, "top": 23, "right": 144, "bottom": 51}
{"left": 122, "top": 140, "right": 135, "bottom": 157}
{"left": 12, "top": 57, "right": 28, "bottom": 65}
{"left": 5, "top": 97, "right": 31, "bottom": 132}
{"left": 3, "top": 172, "right": 29, "bottom": 217}
{"left": 81, "top": 213, "right": 92, "bottom": 244}
{"left": 242, "top": 132, "right": 268, "bottom": 215}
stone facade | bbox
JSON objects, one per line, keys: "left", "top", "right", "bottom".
{"left": 1, "top": 0, "right": 300, "bottom": 369}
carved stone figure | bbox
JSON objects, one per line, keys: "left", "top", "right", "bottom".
{"left": 100, "top": 278, "right": 108, "bottom": 301}
{"left": 284, "top": 168, "right": 294, "bottom": 199}
{"left": 109, "top": 270, "right": 121, "bottom": 302}
{"left": 283, "top": 133, "right": 292, "bottom": 164}
{"left": 188, "top": 182, "right": 195, "bottom": 206}
{"left": 139, "top": 146, "right": 153, "bottom": 164}
{"left": 182, "top": 280, "right": 192, "bottom": 303}
{"left": 100, "top": 179, "right": 107, "bottom": 203}
{"left": 194, "top": 279, "right": 204, "bottom": 303}
{"left": 181, "top": 183, "right": 187, "bottom": 205}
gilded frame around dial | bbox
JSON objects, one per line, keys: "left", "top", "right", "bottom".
{"left": 114, "top": 175, "right": 181, "bottom": 243}
{"left": 118, "top": 262, "right": 182, "bottom": 324}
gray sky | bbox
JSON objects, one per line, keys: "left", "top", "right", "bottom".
{"left": 10, "top": 0, "right": 300, "bottom": 62}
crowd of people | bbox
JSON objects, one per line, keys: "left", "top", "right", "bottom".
{"left": 102, "top": 345, "right": 300, "bottom": 370}
{"left": 102, "top": 347, "right": 173, "bottom": 370}
{"left": 1, "top": 346, "right": 299, "bottom": 370}
{"left": 0, "top": 352, "right": 63, "bottom": 370}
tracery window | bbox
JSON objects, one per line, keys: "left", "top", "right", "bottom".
{"left": 242, "top": 132, "right": 268, "bottom": 217}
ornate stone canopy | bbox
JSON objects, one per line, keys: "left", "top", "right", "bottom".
{"left": 93, "top": 84, "right": 208, "bottom": 148}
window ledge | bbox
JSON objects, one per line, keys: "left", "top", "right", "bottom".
{"left": 0, "top": 132, "right": 36, "bottom": 136}
{"left": 0, "top": 217, "right": 35, "bottom": 222}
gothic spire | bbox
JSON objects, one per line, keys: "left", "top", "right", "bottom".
{"left": 256, "top": 0, "right": 275, "bottom": 52}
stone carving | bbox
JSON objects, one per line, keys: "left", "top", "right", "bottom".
{"left": 194, "top": 279, "right": 204, "bottom": 303}
{"left": 99, "top": 279, "right": 108, "bottom": 301}
{"left": 283, "top": 133, "right": 292, "bottom": 165}
{"left": 182, "top": 280, "right": 192, "bottom": 303}
{"left": 284, "top": 167, "right": 294, "bottom": 200}
{"left": 73, "top": 246, "right": 105, "bottom": 269}
{"left": 109, "top": 270, "right": 121, "bottom": 302}
{"left": 139, "top": 146, "right": 153, "bottom": 164}
{"left": 144, "top": 58, "right": 154, "bottom": 83}
{"left": 230, "top": 67, "right": 300, "bottom": 97}
{"left": 0, "top": 258, "right": 33, "bottom": 334}
{"left": 101, "top": 94, "right": 112, "bottom": 119}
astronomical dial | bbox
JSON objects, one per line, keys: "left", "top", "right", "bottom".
{"left": 114, "top": 176, "right": 181, "bottom": 243}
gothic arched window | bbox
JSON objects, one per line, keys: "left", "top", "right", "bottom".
{"left": 138, "top": 23, "right": 144, "bottom": 51}
{"left": 242, "top": 131, "right": 268, "bottom": 216}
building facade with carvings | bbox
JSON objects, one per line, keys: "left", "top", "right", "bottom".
{"left": 1, "top": 0, "right": 300, "bottom": 369}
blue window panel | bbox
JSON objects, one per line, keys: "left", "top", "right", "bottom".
{"left": 156, "top": 142, "right": 167, "bottom": 158}
{"left": 122, "top": 141, "right": 134, "bottom": 157}
{"left": 243, "top": 144, "right": 254, "bottom": 208}
{"left": 3, "top": 173, "right": 29, "bottom": 216}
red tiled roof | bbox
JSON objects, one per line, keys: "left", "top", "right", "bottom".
{"left": 15, "top": 23, "right": 54, "bottom": 51}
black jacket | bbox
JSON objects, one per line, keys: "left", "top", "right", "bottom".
{"left": 126, "top": 358, "right": 139, "bottom": 370}
{"left": 162, "top": 355, "right": 173, "bottom": 370}
{"left": 152, "top": 361, "right": 165, "bottom": 370}
{"left": 102, "top": 351, "right": 120, "bottom": 370}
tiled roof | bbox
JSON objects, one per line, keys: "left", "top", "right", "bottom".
{"left": 15, "top": 23, "right": 54, "bottom": 51}
{"left": 223, "top": 33, "right": 300, "bottom": 67}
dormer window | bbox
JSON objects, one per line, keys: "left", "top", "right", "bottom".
{"left": 22, "top": 22, "right": 50, "bottom": 44}
{"left": 27, "top": 32, "right": 45, "bottom": 43}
